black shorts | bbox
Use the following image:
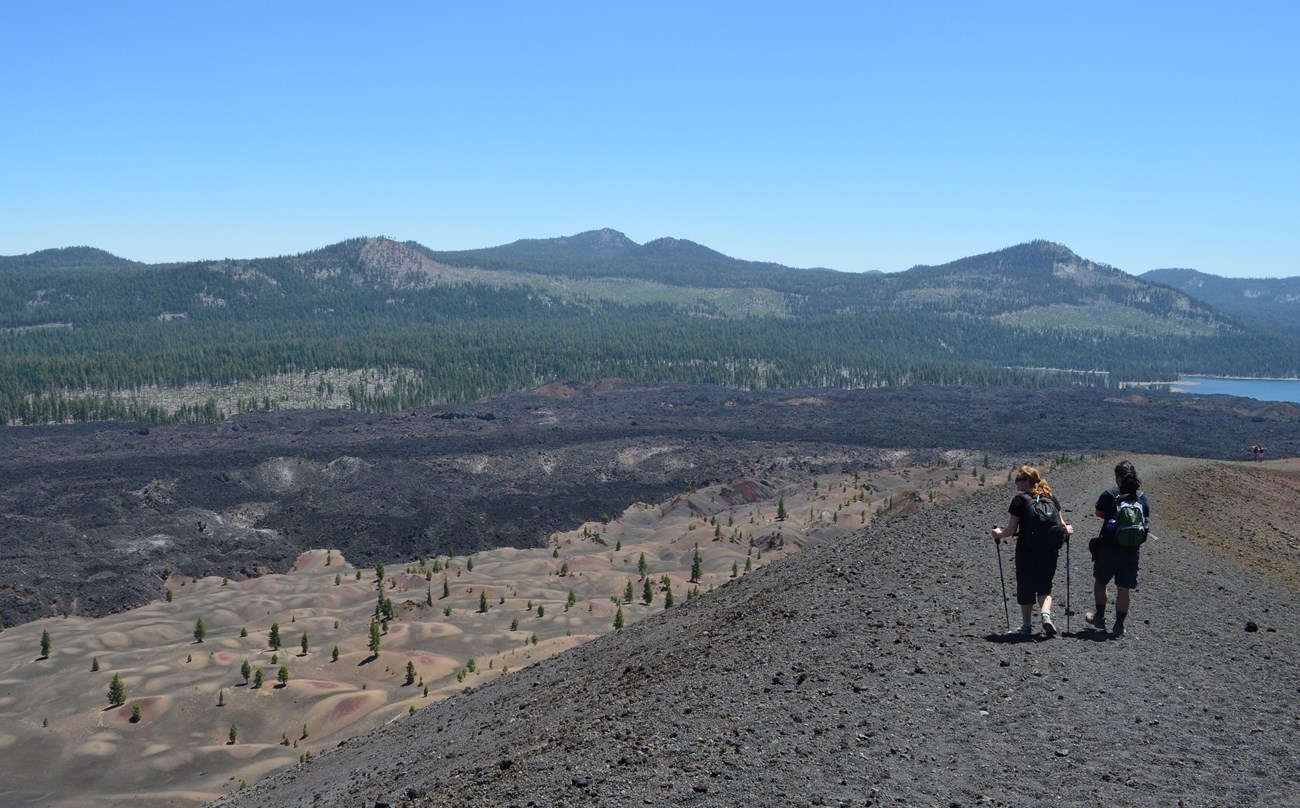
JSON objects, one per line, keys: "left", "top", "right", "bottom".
{"left": 1093, "top": 542, "right": 1139, "bottom": 589}
{"left": 1015, "top": 542, "right": 1059, "bottom": 605}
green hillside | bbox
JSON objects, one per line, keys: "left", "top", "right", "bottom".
{"left": 1, "top": 234, "right": 1295, "bottom": 425}
{"left": 1142, "top": 267, "right": 1300, "bottom": 339}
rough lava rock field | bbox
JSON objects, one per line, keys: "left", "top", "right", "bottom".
{"left": 2, "top": 382, "right": 1296, "bottom": 627}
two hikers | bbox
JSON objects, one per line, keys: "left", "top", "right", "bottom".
{"left": 991, "top": 465, "right": 1073, "bottom": 637}
{"left": 1085, "top": 460, "right": 1150, "bottom": 637}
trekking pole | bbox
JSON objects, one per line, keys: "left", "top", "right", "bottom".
{"left": 994, "top": 537, "right": 1010, "bottom": 631}
{"left": 1065, "top": 535, "right": 1071, "bottom": 634}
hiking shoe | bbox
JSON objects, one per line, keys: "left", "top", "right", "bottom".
{"left": 1018, "top": 623, "right": 1033, "bottom": 637}
{"left": 1041, "top": 613, "right": 1057, "bottom": 638}
{"left": 1084, "top": 611, "right": 1106, "bottom": 631}
{"left": 1112, "top": 621, "right": 1126, "bottom": 638}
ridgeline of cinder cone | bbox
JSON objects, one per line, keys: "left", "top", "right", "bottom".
{"left": 210, "top": 455, "right": 1300, "bottom": 808}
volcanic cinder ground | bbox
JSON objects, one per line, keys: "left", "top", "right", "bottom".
{"left": 0, "top": 463, "right": 983, "bottom": 807}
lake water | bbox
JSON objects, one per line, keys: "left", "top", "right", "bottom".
{"left": 1168, "top": 376, "right": 1300, "bottom": 404}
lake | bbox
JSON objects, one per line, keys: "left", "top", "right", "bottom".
{"left": 1168, "top": 376, "right": 1300, "bottom": 404}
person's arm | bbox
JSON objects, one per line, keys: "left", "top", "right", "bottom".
{"left": 1094, "top": 489, "right": 1113, "bottom": 519}
{"left": 992, "top": 514, "right": 1020, "bottom": 543}
{"left": 1056, "top": 497, "right": 1075, "bottom": 535}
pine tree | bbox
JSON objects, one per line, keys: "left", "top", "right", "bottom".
{"left": 614, "top": 606, "right": 625, "bottom": 629}
{"left": 228, "top": 724, "right": 238, "bottom": 744}
{"left": 479, "top": 591, "right": 489, "bottom": 613}
{"left": 664, "top": 587, "right": 675, "bottom": 608}
{"left": 193, "top": 618, "right": 206, "bottom": 643}
{"left": 642, "top": 577, "right": 654, "bottom": 605}
{"left": 240, "top": 659, "right": 252, "bottom": 684}
{"left": 623, "top": 579, "right": 634, "bottom": 603}
{"left": 268, "top": 622, "right": 281, "bottom": 650}
{"left": 690, "top": 544, "right": 703, "bottom": 583}
{"left": 777, "top": 497, "right": 787, "bottom": 521}
{"left": 108, "top": 673, "right": 126, "bottom": 706}
{"left": 277, "top": 666, "right": 289, "bottom": 687}
{"left": 405, "top": 660, "right": 417, "bottom": 685}
{"left": 130, "top": 704, "right": 142, "bottom": 723}
{"left": 442, "top": 577, "right": 450, "bottom": 598}
{"left": 300, "top": 632, "right": 309, "bottom": 655}
{"left": 217, "top": 689, "right": 225, "bottom": 706}
{"left": 375, "top": 562, "right": 385, "bottom": 582}
{"left": 637, "top": 552, "right": 648, "bottom": 579}
{"left": 331, "top": 645, "right": 340, "bottom": 662}
{"left": 91, "top": 657, "right": 100, "bottom": 672}
{"left": 368, "top": 621, "right": 382, "bottom": 657}
{"left": 40, "top": 629, "right": 50, "bottom": 659}
{"left": 253, "top": 668, "right": 264, "bottom": 688}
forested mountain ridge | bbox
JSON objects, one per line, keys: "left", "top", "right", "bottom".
{"left": 1142, "top": 267, "right": 1300, "bottom": 339}
{"left": 1, "top": 233, "right": 1296, "bottom": 425}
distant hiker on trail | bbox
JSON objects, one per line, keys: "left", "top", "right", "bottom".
{"left": 991, "top": 465, "right": 1073, "bottom": 638}
{"left": 1086, "top": 460, "right": 1150, "bottom": 638}
{"left": 1252, "top": 444, "right": 1264, "bottom": 462}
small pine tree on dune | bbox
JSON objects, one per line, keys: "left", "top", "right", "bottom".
{"left": 194, "top": 618, "right": 206, "bottom": 643}
{"left": 108, "top": 673, "right": 126, "bottom": 707}
{"left": 240, "top": 659, "right": 252, "bottom": 684}
{"left": 40, "top": 629, "right": 51, "bottom": 659}
{"left": 614, "top": 606, "right": 625, "bottom": 629}
{"left": 268, "top": 622, "right": 281, "bottom": 650}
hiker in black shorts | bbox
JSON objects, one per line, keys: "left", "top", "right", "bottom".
{"left": 1086, "top": 460, "right": 1150, "bottom": 638}
{"left": 991, "top": 465, "right": 1074, "bottom": 638}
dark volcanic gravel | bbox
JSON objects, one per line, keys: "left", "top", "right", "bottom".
{"left": 208, "top": 458, "right": 1299, "bottom": 808}
{"left": 1, "top": 382, "right": 1297, "bottom": 630}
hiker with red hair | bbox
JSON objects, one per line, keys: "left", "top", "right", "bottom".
{"left": 992, "top": 465, "right": 1074, "bottom": 638}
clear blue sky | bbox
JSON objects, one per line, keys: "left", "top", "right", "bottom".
{"left": 2, "top": 2, "right": 1296, "bottom": 277}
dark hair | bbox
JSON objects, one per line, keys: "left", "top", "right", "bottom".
{"left": 1114, "top": 460, "right": 1140, "bottom": 495}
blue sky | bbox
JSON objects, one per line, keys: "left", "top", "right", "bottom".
{"left": 2, "top": 2, "right": 1296, "bottom": 277}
